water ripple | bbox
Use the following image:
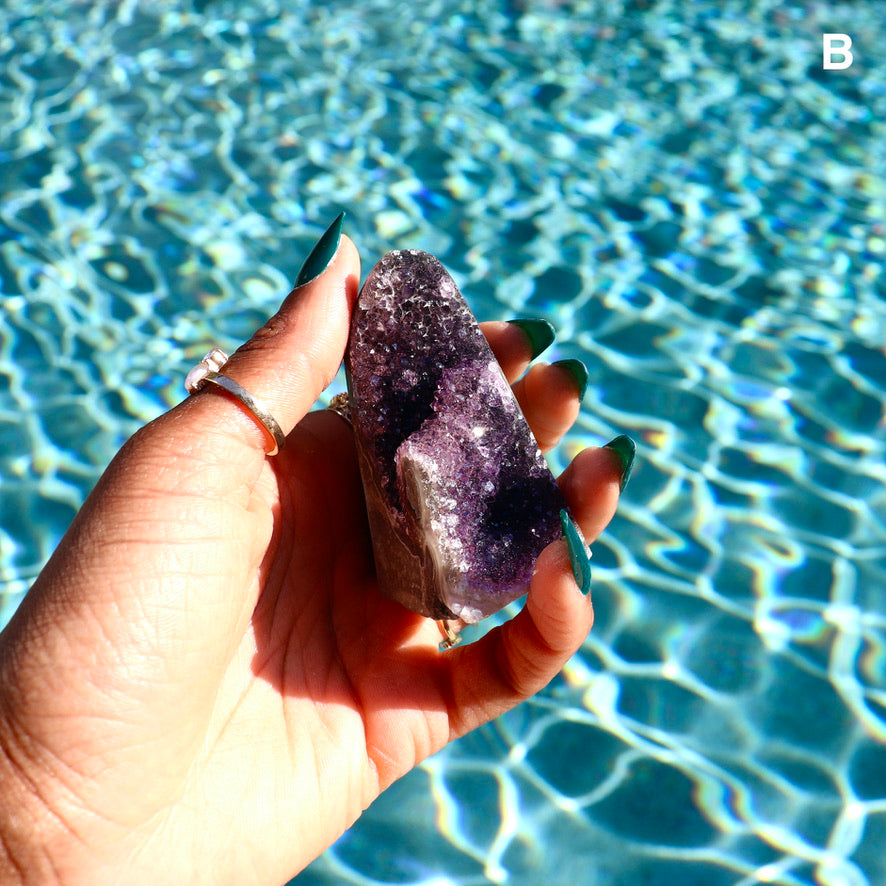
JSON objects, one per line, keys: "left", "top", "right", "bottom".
{"left": 1, "top": 1, "right": 885, "bottom": 884}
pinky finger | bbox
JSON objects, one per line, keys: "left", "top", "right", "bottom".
{"left": 443, "top": 539, "right": 593, "bottom": 741}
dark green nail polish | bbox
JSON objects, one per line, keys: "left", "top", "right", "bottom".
{"left": 295, "top": 212, "right": 345, "bottom": 287}
{"left": 603, "top": 434, "right": 636, "bottom": 492}
{"left": 560, "top": 509, "right": 591, "bottom": 595}
{"left": 506, "top": 318, "right": 555, "bottom": 360}
{"left": 552, "top": 358, "right": 589, "bottom": 400}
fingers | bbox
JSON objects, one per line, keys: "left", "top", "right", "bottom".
{"left": 511, "top": 361, "right": 586, "bottom": 452}
{"left": 481, "top": 320, "right": 587, "bottom": 454}
{"left": 481, "top": 320, "right": 549, "bottom": 383}
{"left": 445, "top": 540, "right": 594, "bottom": 740}
{"left": 558, "top": 442, "right": 629, "bottom": 543}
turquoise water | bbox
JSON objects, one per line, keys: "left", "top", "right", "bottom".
{"left": 2, "top": 1, "right": 885, "bottom": 883}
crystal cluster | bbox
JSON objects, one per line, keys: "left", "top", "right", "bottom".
{"left": 345, "top": 249, "right": 569, "bottom": 624}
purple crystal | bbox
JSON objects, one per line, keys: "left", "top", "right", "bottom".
{"left": 345, "top": 249, "right": 569, "bottom": 624}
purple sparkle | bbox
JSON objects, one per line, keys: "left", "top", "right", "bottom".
{"left": 346, "top": 249, "right": 569, "bottom": 623}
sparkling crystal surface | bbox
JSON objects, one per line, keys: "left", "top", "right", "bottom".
{"left": 345, "top": 249, "right": 569, "bottom": 623}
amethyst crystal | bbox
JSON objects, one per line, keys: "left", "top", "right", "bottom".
{"left": 345, "top": 249, "right": 570, "bottom": 624}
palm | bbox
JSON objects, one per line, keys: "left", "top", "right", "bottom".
{"left": 257, "top": 409, "right": 463, "bottom": 754}
{"left": 188, "top": 408, "right": 456, "bottom": 882}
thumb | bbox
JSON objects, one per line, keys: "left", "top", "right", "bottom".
{"left": 212, "top": 217, "right": 361, "bottom": 438}
{"left": 0, "top": 219, "right": 361, "bottom": 768}
{"left": 174, "top": 218, "right": 361, "bottom": 467}
{"left": 6, "top": 217, "right": 360, "bottom": 670}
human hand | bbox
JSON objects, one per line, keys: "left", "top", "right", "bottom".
{"left": 0, "top": 224, "right": 630, "bottom": 886}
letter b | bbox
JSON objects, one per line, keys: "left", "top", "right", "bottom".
{"left": 823, "top": 33, "right": 853, "bottom": 70}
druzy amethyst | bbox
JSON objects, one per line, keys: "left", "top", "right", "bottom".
{"left": 345, "top": 249, "right": 570, "bottom": 624}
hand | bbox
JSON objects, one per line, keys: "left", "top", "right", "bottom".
{"left": 0, "top": 234, "right": 625, "bottom": 886}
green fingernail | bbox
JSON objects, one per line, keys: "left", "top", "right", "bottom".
{"left": 603, "top": 434, "right": 636, "bottom": 492}
{"left": 294, "top": 212, "right": 345, "bottom": 287}
{"left": 552, "top": 358, "right": 589, "bottom": 400}
{"left": 506, "top": 318, "right": 556, "bottom": 360}
{"left": 560, "top": 509, "right": 592, "bottom": 596}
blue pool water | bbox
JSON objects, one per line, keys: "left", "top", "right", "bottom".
{"left": 2, "top": 1, "right": 885, "bottom": 884}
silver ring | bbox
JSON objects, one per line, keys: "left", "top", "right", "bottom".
{"left": 185, "top": 348, "right": 286, "bottom": 456}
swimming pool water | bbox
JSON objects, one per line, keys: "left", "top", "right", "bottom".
{"left": 1, "top": 1, "right": 885, "bottom": 884}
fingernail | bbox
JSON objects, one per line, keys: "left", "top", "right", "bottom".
{"left": 294, "top": 212, "right": 345, "bottom": 287}
{"left": 506, "top": 318, "right": 556, "bottom": 360}
{"left": 552, "top": 358, "right": 589, "bottom": 400}
{"left": 560, "top": 509, "right": 592, "bottom": 596}
{"left": 603, "top": 434, "right": 636, "bottom": 492}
